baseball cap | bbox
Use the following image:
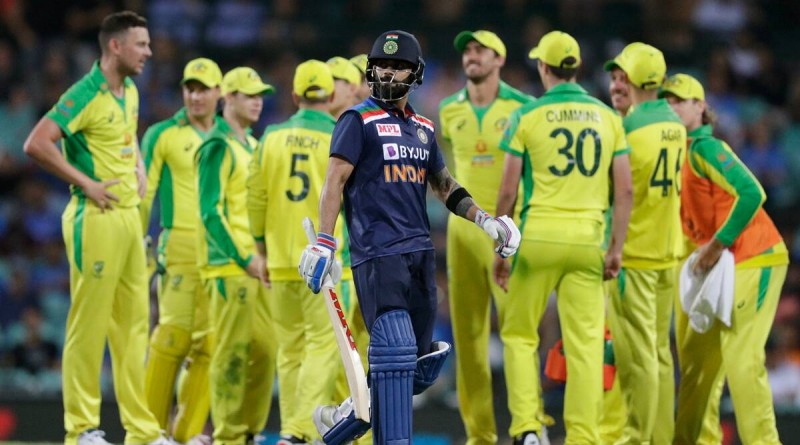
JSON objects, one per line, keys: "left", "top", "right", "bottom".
{"left": 293, "top": 59, "right": 335, "bottom": 99}
{"left": 349, "top": 54, "right": 368, "bottom": 75}
{"left": 221, "top": 67, "right": 275, "bottom": 96}
{"left": 181, "top": 58, "right": 222, "bottom": 88}
{"left": 453, "top": 30, "right": 506, "bottom": 58}
{"left": 368, "top": 30, "right": 423, "bottom": 66}
{"left": 604, "top": 43, "right": 666, "bottom": 90}
{"left": 327, "top": 56, "right": 361, "bottom": 86}
{"left": 528, "top": 31, "right": 581, "bottom": 69}
{"left": 659, "top": 73, "right": 705, "bottom": 101}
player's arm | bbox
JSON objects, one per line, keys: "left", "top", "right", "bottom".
{"left": 197, "top": 141, "right": 254, "bottom": 272}
{"left": 318, "top": 155, "right": 354, "bottom": 235}
{"left": 692, "top": 138, "right": 765, "bottom": 272}
{"left": 24, "top": 117, "right": 120, "bottom": 210}
{"left": 496, "top": 152, "right": 521, "bottom": 219}
{"left": 136, "top": 144, "right": 147, "bottom": 199}
{"left": 605, "top": 152, "right": 633, "bottom": 279}
{"left": 139, "top": 124, "right": 166, "bottom": 231}
{"left": 247, "top": 137, "right": 270, "bottom": 256}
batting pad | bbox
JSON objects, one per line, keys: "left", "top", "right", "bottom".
{"left": 369, "top": 310, "right": 417, "bottom": 445}
{"left": 413, "top": 340, "right": 452, "bottom": 395}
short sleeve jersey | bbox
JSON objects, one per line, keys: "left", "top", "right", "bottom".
{"left": 195, "top": 118, "right": 257, "bottom": 279}
{"left": 622, "top": 99, "right": 687, "bottom": 269}
{"left": 247, "top": 108, "right": 352, "bottom": 281}
{"left": 439, "top": 81, "right": 533, "bottom": 215}
{"left": 140, "top": 108, "right": 221, "bottom": 233}
{"left": 500, "top": 83, "right": 628, "bottom": 244}
{"left": 330, "top": 98, "right": 446, "bottom": 266}
{"left": 46, "top": 62, "right": 141, "bottom": 207}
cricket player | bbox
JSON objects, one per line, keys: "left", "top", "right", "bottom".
{"left": 496, "top": 31, "right": 632, "bottom": 445}
{"left": 23, "top": 11, "right": 170, "bottom": 445}
{"left": 349, "top": 54, "right": 370, "bottom": 102}
{"left": 438, "top": 29, "right": 541, "bottom": 445}
{"left": 196, "top": 67, "right": 276, "bottom": 445}
{"left": 326, "top": 56, "right": 362, "bottom": 119}
{"left": 299, "top": 30, "right": 521, "bottom": 445}
{"left": 247, "top": 60, "right": 344, "bottom": 445}
{"left": 662, "top": 73, "right": 789, "bottom": 445}
{"left": 140, "top": 57, "right": 223, "bottom": 444}
{"left": 603, "top": 43, "right": 685, "bottom": 445}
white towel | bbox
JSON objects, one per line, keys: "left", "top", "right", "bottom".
{"left": 679, "top": 249, "right": 735, "bottom": 333}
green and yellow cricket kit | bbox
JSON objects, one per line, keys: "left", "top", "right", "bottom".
{"left": 140, "top": 107, "right": 222, "bottom": 438}
{"left": 247, "top": 105, "right": 349, "bottom": 441}
{"left": 196, "top": 118, "right": 276, "bottom": 445}
{"left": 439, "top": 81, "right": 534, "bottom": 445}
{"left": 674, "top": 122, "right": 788, "bottom": 445}
{"left": 606, "top": 99, "right": 686, "bottom": 445}
{"left": 500, "top": 81, "right": 628, "bottom": 443}
{"left": 47, "top": 61, "right": 162, "bottom": 445}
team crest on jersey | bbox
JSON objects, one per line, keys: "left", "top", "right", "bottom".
{"left": 417, "top": 128, "right": 428, "bottom": 144}
{"left": 495, "top": 117, "right": 509, "bottom": 131}
{"left": 171, "top": 274, "right": 183, "bottom": 290}
{"left": 93, "top": 261, "right": 105, "bottom": 278}
{"left": 376, "top": 123, "right": 401, "bottom": 137}
{"left": 382, "top": 143, "right": 400, "bottom": 160}
{"left": 237, "top": 287, "right": 247, "bottom": 302}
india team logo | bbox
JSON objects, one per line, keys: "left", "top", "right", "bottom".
{"left": 382, "top": 143, "right": 399, "bottom": 160}
{"left": 417, "top": 128, "right": 428, "bottom": 144}
{"left": 383, "top": 35, "right": 399, "bottom": 55}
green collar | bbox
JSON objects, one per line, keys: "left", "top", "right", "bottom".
{"left": 689, "top": 123, "right": 713, "bottom": 139}
{"left": 89, "top": 61, "right": 134, "bottom": 92}
{"left": 543, "top": 82, "right": 588, "bottom": 97}
{"left": 293, "top": 108, "right": 336, "bottom": 124}
{"left": 633, "top": 98, "right": 669, "bottom": 112}
{"left": 455, "top": 80, "right": 519, "bottom": 103}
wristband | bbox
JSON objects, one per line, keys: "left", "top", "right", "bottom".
{"left": 316, "top": 232, "right": 337, "bottom": 251}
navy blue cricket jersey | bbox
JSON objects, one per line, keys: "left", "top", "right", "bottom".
{"left": 330, "top": 97, "right": 445, "bottom": 266}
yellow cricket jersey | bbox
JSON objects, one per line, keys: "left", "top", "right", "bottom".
{"left": 46, "top": 61, "right": 141, "bottom": 208}
{"left": 140, "top": 108, "right": 222, "bottom": 233}
{"left": 248, "top": 109, "right": 352, "bottom": 281}
{"left": 196, "top": 118, "right": 257, "bottom": 279}
{"left": 500, "top": 83, "right": 628, "bottom": 245}
{"left": 622, "top": 99, "right": 686, "bottom": 269}
{"left": 438, "top": 81, "right": 533, "bottom": 216}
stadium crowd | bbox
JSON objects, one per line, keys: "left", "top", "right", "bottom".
{"left": 2, "top": 0, "right": 800, "bottom": 420}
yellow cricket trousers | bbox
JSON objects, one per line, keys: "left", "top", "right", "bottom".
{"left": 607, "top": 267, "right": 675, "bottom": 445}
{"left": 206, "top": 275, "right": 276, "bottom": 445}
{"left": 62, "top": 197, "right": 161, "bottom": 445}
{"left": 502, "top": 235, "right": 605, "bottom": 444}
{"left": 674, "top": 264, "right": 787, "bottom": 445}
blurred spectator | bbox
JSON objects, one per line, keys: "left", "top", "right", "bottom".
{"left": 0, "top": 261, "right": 36, "bottom": 330}
{"left": 739, "top": 118, "right": 788, "bottom": 207}
{"left": 17, "top": 179, "right": 65, "bottom": 245}
{"left": 767, "top": 327, "right": 800, "bottom": 408}
{"left": 205, "top": 0, "right": 265, "bottom": 52}
{"left": 4, "top": 306, "right": 59, "bottom": 376}
{"left": 692, "top": 0, "right": 749, "bottom": 41}
{"left": 146, "top": 0, "right": 207, "bottom": 48}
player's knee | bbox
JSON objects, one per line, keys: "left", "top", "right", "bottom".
{"left": 187, "top": 333, "right": 212, "bottom": 364}
{"left": 368, "top": 310, "right": 417, "bottom": 373}
{"left": 413, "top": 340, "right": 451, "bottom": 395}
{"left": 150, "top": 324, "right": 192, "bottom": 358}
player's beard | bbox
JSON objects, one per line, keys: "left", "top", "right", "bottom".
{"left": 369, "top": 80, "right": 413, "bottom": 102}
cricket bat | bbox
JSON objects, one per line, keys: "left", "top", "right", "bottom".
{"left": 303, "top": 217, "right": 370, "bottom": 422}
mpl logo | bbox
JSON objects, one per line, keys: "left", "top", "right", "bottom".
{"left": 376, "top": 123, "right": 401, "bottom": 137}
{"left": 382, "top": 143, "right": 399, "bottom": 160}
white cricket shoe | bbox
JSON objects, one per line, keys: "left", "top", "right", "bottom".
{"left": 78, "top": 429, "right": 112, "bottom": 445}
{"left": 146, "top": 435, "right": 174, "bottom": 445}
{"left": 186, "top": 435, "right": 212, "bottom": 445}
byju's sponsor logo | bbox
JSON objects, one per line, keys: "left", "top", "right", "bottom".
{"left": 383, "top": 143, "right": 399, "bottom": 160}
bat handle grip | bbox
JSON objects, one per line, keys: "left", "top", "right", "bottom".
{"left": 302, "top": 217, "right": 317, "bottom": 244}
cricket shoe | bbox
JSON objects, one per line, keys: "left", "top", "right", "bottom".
{"left": 78, "top": 429, "right": 112, "bottom": 445}
{"left": 512, "top": 431, "right": 541, "bottom": 445}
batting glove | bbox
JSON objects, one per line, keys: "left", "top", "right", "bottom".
{"left": 298, "top": 232, "right": 342, "bottom": 293}
{"left": 475, "top": 211, "right": 521, "bottom": 258}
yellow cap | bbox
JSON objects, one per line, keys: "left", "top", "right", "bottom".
{"left": 221, "top": 67, "right": 275, "bottom": 96}
{"left": 604, "top": 43, "right": 666, "bottom": 90}
{"left": 181, "top": 58, "right": 222, "bottom": 88}
{"left": 528, "top": 31, "right": 581, "bottom": 69}
{"left": 349, "top": 54, "right": 368, "bottom": 75}
{"left": 454, "top": 30, "right": 506, "bottom": 58}
{"left": 326, "top": 56, "right": 361, "bottom": 86}
{"left": 660, "top": 73, "right": 705, "bottom": 101}
{"left": 293, "top": 59, "right": 335, "bottom": 99}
